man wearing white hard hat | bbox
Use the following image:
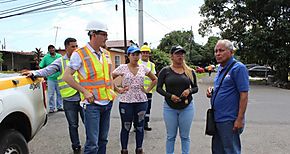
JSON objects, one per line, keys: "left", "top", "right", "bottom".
{"left": 63, "top": 20, "right": 115, "bottom": 154}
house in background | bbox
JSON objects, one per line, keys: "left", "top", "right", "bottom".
{"left": 57, "top": 40, "right": 135, "bottom": 70}
{"left": 0, "top": 50, "right": 38, "bottom": 71}
{"left": 0, "top": 40, "right": 135, "bottom": 72}
{"left": 106, "top": 40, "right": 135, "bottom": 70}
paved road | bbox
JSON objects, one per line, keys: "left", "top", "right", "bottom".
{"left": 29, "top": 76, "right": 290, "bottom": 154}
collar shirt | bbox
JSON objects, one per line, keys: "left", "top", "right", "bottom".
{"left": 213, "top": 57, "right": 249, "bottom": 122}
{"left": 33, "top": 58, "right": 61, "bottom": 77}
{"left": 69, "top": 43, "right": 109, "bottom": 105}
{"left": 39, "top": 52, "right": 62, "bottom": 80}
{"left": 86, "top": 42, "right": 103, "bottom": 63}
{"left": 63, "top": 54, "right": 68, "bottom": 60}
{"left": 69, "top": 43, "right": 104, "bottom": 78}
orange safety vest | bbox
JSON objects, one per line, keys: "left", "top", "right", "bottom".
{"left": 76, "top": 46, "right": 113, "bottom": 101}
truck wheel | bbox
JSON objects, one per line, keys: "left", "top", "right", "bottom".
{"left": 0, "top": 129, "right": 29, "bottom": 154}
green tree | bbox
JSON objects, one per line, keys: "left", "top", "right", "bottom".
{"left": 34, "top": 48, "right": 43, "bottom": 69}
{"left": 0, "top": 52, "right": 3, "bottom": 71}
{"left": 151, "top": 49, "right": 170, "bottom": 73}
{"left": 201, "top": 36, "right": 220, "bottom": 65}
{"left": 199, "top": 0, "right": 290, "bottom": 82}
{"left": 0, "top": 53, "right": 3, "bottom": 63}
{"left": 157, "top": 30, "right": 208, "bottom": 66}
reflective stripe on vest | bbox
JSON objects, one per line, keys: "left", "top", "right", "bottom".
{"left": 77, "top": 47, "right": 112, "bottom": 101}
{"left": 138, "top": 60, "right": 156, "bottom": 93}
{"left": 57, "top": 57, "right": 79, "bottom": 98}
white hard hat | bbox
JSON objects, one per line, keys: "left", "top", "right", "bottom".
{"left": 86, "top": 20, "right": 108, "bottom": 32}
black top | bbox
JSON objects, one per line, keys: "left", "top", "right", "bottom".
{"left": 157, "top": 66, "right": 198, "bottom": 109}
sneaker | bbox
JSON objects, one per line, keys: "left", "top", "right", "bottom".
{"left": 49, "top": 109, "right": 55, "bottom": 113}
{"left": 72, "top": 145, "right": 81, "bottom": 153}
{"left": 57, "top": 108, "right": 64, "bottom": 112}
{"left": 144, "top": 123, "right": 152, "bottom": 131}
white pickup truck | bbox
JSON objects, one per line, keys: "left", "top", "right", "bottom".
{"left": 0, "top": 73, "right": 47, "bottom": 154}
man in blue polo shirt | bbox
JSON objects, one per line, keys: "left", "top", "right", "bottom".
{"left": 206, "top": 39, "right": 249, "bottom": 154}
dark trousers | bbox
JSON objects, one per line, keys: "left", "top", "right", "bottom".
{"left": 145, "top": 93, "right": 153, "bottom": 124}
{"left": 119, "top": 102, "right": 148, "bottom": 149}
{"left": 63, "top": 100, "right": 84, "bottom": 149}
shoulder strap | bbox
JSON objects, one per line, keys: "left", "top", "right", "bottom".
{"left": 211, "top": 61, "right": 237, "bottom": 109}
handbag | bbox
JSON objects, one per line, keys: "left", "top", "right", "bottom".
{"left": 205, "top": 61, "right": 236, "bottom": 136}
{"left": 205, "top": 108, "right": 216, "bottom": 135}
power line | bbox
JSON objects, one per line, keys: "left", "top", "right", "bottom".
{"left": 0, "top": 0, "right": 114, "bottom": 19}
{"left": 0, "top": 0, "right": 76, "bottom": 19}
{"left": 0, "top": 0, "right": 57, "bottom": 14}
{"left": 0, "top": 0, "right": 17, "bottom": 4}
{"left": 32, "top": 0, "right": 114, "bottom": 14}
{"left": 61, "top": 0, "right": 77, "bottom": 6}
{"left": 125, "top": 0, "right": 171, "bottom": 31}
{"left": 143, "top": 10, "right": 171, "bottom": 31}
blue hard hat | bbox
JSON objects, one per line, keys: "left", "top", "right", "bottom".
{"left": 127, "top": 46, "right": 140, "bottom": 54}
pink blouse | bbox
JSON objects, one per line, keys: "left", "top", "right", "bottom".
{"left": 113, "top": 64, "right": 150, "bottom": 103}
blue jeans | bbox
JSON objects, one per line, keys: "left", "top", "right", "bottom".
{"left": 163, "top": 102, "right": 195, "bottom": 154}
{"left": 63, "top": 100, "right": 84, "bottom": 149}
{"left": 47, "top": 80, "right": 63, "bottom": 110}
{"left": 84, "top": 102, "right": 113, "bottom": 154}
{"left": 119, "top": 102, "right": 148, "bottom": 150}
{"left": 212, "top": 121, "right": 243, "bottom": 154}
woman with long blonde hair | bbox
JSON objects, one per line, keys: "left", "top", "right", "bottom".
{"left": 156, "top": 45, "right": 198, "bottom": 154}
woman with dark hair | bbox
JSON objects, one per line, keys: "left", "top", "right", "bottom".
{"left": 112, "top": 46, "right": 157, "bottom": 154}
{"left": 157, "top": 45, "right": 198, "bottom": 154}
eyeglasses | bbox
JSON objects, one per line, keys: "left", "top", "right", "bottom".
{"left": 95, "top": 32, "right": 108, "bottom": 37}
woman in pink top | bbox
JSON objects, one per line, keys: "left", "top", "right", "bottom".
{"left": 112, "top": 46, "right": 157, "bottom": 154}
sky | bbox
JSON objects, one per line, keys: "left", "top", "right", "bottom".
{"left": 0, "top": 0, "right": 209, "bottom": 53}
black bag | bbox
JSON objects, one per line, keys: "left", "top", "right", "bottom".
{"left": 205, "top": 61, "right": 236, "bottom": 136}
{"left": 205, "top": 108, "right": 216, "bottom": 135}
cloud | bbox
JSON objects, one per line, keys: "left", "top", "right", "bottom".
{"left": 0, "top": 0, "right": 210, "bottom": 52}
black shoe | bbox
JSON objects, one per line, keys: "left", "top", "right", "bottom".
{"left": 72, "top": 146, "right": 81, "bottom": 153}
{"left": 144, "top": 123, "right": 152, "bottom": 131}
{"left": 57, "top": 108, "right": 64, "bottom": 112}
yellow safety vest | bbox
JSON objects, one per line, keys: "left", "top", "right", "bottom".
{"left": 57, "top": 57, "right": 79, "bottom": 98}
{"left": 138, "top": 59, "right": 156, "bottom": 93}
{"left": 76, "top": 46, "right": 113, "bottom": 101}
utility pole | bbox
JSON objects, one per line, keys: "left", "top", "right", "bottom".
{"left": 189, "top": 26, "right": 193, "bottom": 63}
{"left": 122, "top": 0, "right": 130, "bottom": 63}
{"left": 122, "top": 0, "right": 127, "bottom": 52}
{"left": 138, "top": 0, "right": 144, "bottom": 47}
{"left": 54, "top": 26, "right": 61, "bottom": 47}
{"left": 3, "top": 38, "right": 6, "bottom": 50}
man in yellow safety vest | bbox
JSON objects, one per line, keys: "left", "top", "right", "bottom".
{"left": 137, "top": 44, "right": 156, "bottom": 131}
{"left": 22, "top": 38, "right": 84, "bottom": 153}
{"left": 63, "top": 20, "right": 114, "bottom": 154}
